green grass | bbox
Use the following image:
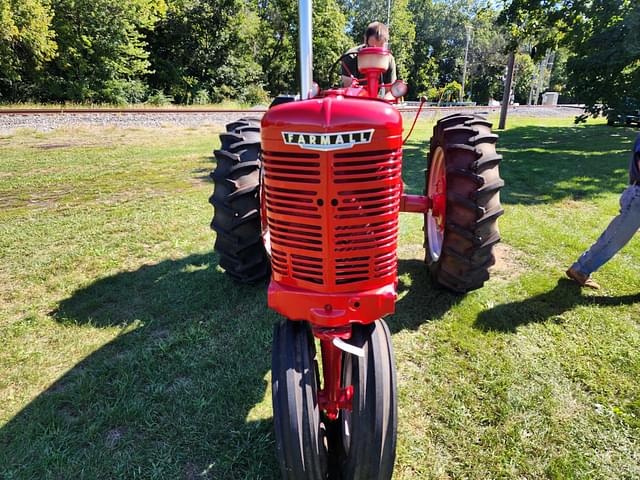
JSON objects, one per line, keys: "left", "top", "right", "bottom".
{"left": 1, "top": 117, "right": 639, "bottom": 479}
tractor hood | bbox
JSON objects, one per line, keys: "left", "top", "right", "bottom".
{"left": 261, "top": 95, "right": 403, "bottom": 152}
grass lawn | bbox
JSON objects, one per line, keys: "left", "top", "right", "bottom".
{"left": 1, "top": 116, "right": 639, "bottom": 479}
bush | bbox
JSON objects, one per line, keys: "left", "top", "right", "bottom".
{"left": 101, "top": 80, "right": 148, "bottom": 105}
{"left": 240, "top": 84, "right": 270, "bottom": 106}
{"left": 146, "top": 90, "right": 174, "bottom": 106}
{"left": 209, "top": 85, "right": 235, "bottom": 104}
{"left": 192, "top": 88, "right": 210, "bottom": 105}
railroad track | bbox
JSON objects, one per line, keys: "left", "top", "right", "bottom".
{"left": 0, "top": 105, "right": 583, "bottom": 115}
{"left": 0, "top": 105, "right": 583, "bottom": 134}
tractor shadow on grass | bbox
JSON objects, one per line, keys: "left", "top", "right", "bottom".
{"left": 474, "top": 278, "right": 640, "bottom": 333}
{"left": 0, "top": 253, "right": 279, "bottom": 479}
{"left": 401, "top": 122, "right": 638, "bottom": 204}
{"left": 490, "top": 123, "right": 637, "bottom": 205}
{"left": 390, "top": 259, "right": 463, "bottom": 333}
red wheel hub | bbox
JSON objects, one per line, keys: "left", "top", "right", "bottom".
{"left": 429, "top": 147, "right": 447, "bottom": 232}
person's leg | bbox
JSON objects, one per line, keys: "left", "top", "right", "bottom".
{"left": 571, "top": 186, "right": 640, "bottom": 277}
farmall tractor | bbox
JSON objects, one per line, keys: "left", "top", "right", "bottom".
{"left": 209, "top": 2, "right": 504, "bottom": 478}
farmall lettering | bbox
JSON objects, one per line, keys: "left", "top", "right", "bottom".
{"left": 282, "top": 129, "right": 374, "bottom": 151}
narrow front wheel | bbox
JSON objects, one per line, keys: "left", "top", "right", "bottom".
{"left": 338, "top": 319, "right": 397, "bottom": 480}
{"left": 272, "top": 320, "right": 328, "bottom": 479}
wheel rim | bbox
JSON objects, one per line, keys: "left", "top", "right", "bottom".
{"left": 427, "top": 146, "right": 447, "bottom": 261}
{"left": 262, "top": 228, "right": 272, "bottom": 256}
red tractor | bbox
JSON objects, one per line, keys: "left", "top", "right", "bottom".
{"left": 209, "top": 3, "right": 503, "bottom": 478}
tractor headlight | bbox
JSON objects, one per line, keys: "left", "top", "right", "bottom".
{"left": 310, "top": 82, "right": 320, "bottom": 98}
{"left": 390, "top": 80, "right": 408, "bottom": 99}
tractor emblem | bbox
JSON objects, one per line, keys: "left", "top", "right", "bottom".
{"left": 282, "top": 129, "right": 374, "bottom": 151}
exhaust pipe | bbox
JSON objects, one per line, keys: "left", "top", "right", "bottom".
{"left": 298, "top": 0, "right": 313, "bottom": 99}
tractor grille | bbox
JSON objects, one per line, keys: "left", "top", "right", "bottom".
{"left": 333, "top": 149, "right": 402, "bottom": 285}
{"left": 263, "top": 147, "right": 402, "bottom": 290}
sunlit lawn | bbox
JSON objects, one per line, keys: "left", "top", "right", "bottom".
{"left": 1, "top": 115, "right": 639, "bottom": 479}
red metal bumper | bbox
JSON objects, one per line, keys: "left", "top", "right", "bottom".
{"left": 268, "top": 280, "right": 396, "bottom": 327}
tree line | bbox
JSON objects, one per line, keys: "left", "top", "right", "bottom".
{"left": 1, "top": 0, "right": 638, "bottom": 116}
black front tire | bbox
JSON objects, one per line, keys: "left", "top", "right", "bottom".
{"left": 425, "top": 113, "right": 504, "bottom": 293}
{"left": 338, "top": 320, "right": 397, "bottom": 480}
{"left": 209, "top": 118, "right": 270, "bottom": 282}
{"left": 272, "top": 320, "right": 328, "bottom": 480}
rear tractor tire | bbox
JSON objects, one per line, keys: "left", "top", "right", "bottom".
{"left": 425, "top": 113, "right": 504, "bottom": 293}
{"left": 209, "top": 118, "right": 270, "bottom": 283}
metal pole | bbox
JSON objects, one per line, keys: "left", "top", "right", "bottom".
{"left": 387, "top": 0, "right": 391, "bottom": 27}
{"left": 499, "top": 51, "right": 515, "bottom": 130}
{"left": 298, "top": 0, "right": 313, "bottom": 100}
{"left": 461, "top": 24, "right": 472, "bottom": 102}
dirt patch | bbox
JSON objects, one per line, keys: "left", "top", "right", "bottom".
{"left": 149, "top": 328, "right": 170, "bottom": 341}
{"left": 490, "top": 243, "right": 529, "bottom": 282}
{"left": 0, "top": 189, "right": 71, "bottom": 209}
{"left": 167, "top": 376, "right": 192, "bottom": 393}
{"left": 27, "top": 198, "right": 57, "bottom": 208}
{"left": 105, "top": 427, "right": 128, "bottom": 448}
{"left": 95, "top": 189, "right": 168, "bottom": 206}
{"left": 0, "top": 195, "right": 22, "bottom": 209}
{"left": 58, "top": 405, "right": 80, "bottom": 423}
{"left": 184, "top": 462, "right": 202, "bottom": 480}
{"left": 37, "top": 143, "right": 74, "bottom": 149}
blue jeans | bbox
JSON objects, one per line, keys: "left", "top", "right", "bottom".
{"left": 572, "top": 185, "right": 640, "bottom": 276}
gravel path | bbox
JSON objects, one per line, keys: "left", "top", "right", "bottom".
{"left": 0, "top": 106, "right": 583, "bottom": 134}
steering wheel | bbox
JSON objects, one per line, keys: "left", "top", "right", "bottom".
{"left": 327, "top": 51, "right": 359, "bottom": 89}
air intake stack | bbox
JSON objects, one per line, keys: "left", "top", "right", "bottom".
{"left": 298, "top": 0, "right": 313, "bottom": 99}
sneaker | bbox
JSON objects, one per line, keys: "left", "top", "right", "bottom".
{"left": 566, "top": 267, "right": 601, "bottom": 289}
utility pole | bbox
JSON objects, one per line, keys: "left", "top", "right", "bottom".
{"left": 461, "top": 24, "right": 473, "bottom": 102}
{"left": 499, "top": 51, "right": 516, "bottom": 130}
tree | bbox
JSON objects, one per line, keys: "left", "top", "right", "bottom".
{"left": 388, "top": 0, "right": 415, "bottom": 82}
{"left": 255, "top": 0, "right": 350, "bottom": 96}
{"left": 255, "top": 0, "right": 297, "bottom": 96}
{"left": 500, "top": 0, "right": 640, "bottom": 118}
{"left": 513, "top": 51, "right": 534, "bottom": 104}
{"left": 467, "top": 8, "right": 507, "bottom": 103}
{"left": 338, "top": 0, "right": 414, "bottom": 81}
{"left": 408, "top": 0, "right": 494, "bottom": 99}
{"left": 312, "top": 0, "right": 352, "bottom": 88}
{"left": 0, "top": 0, "right": 56, "bottom": 101}
{"left": 565, "top": 0, "right": 640, "bottom": 118}
{"left": 45, "top": 0, "right": 166, "bottom": 103}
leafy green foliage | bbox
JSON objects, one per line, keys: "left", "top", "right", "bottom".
{"left": 145, "top": 0, "right": 264, "bottom": 103}
{"left": 0, "top": 0, "right": 56, "bottom": 100}
{"left": 513, "top": 52, "right": 534, "bottom": 104}
{"left": 312, "top": 0, "right": 351, "bottom": 89}
{"left": 500, "top": 0, "right": 640, "bottom": 117}
{"left": 466, "top": 8, "right": 507, "bottom": 104}
{"left": 43, "top": 0, "right": 166, "bottom": 102}
{"left": 566, "top": 0, "right": 639, "bottom": 119}
{"left": 2, "top": 0, "right": 634, "bottom": 109}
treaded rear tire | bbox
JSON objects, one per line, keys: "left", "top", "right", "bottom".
{"left": 425, "top": 113, "right": 504, "bottom": 293}
{"left": 209, "top": 118, "right": 270, "bottom": 282}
